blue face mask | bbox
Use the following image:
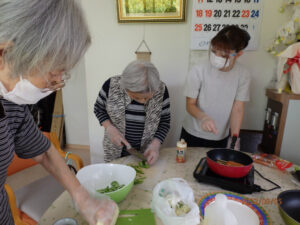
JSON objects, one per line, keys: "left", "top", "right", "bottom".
{"left": 0, "top": 76, "right": 53, "bottom": 105}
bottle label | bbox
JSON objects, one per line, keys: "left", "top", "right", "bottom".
{"left": 176, "top": 148, "right": 186, "bottom": 163}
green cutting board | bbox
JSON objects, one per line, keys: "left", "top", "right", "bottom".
{"left": 116, "top": 209, "right": 156, "bottom": 225}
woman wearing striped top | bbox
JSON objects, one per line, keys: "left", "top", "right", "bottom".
{"left": 0, "top": 1, "right": 116, "bottom": 225}
{"left": 94, "top": 60, "right": 171, "bottom": 164}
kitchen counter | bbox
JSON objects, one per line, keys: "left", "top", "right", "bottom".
{"left": 38, "top": 147, "right": 299, "bottom": 225}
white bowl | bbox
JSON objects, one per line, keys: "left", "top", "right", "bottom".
{"left": 206, "top": 199, "right": 259, "bottom": 225}
{"left": 76, "top": 164, "right": 136, "bottom": 202}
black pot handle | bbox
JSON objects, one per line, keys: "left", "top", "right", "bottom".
{"left": 230, "top": 136, "right": 237, "bottom": 149}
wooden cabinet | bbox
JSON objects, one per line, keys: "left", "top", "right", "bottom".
{"left": 260, "top": 89, "right": 300, "bottom": 164}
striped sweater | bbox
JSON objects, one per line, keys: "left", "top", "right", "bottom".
{"left": 94, "top": 78, "right": 170, "bottom": 150}
{"left": 0, "top": 99, "right": 50, "bottom": 225}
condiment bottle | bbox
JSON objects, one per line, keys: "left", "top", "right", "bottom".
{"left": 176, "top": 139, "right": 187, "bottom": 163}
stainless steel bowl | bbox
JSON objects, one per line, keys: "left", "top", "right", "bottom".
{"left": 52, "top": 218, "right": 77, "bottom": 225}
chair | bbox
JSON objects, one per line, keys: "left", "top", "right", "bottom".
{"left": 5, "top": 132, "right": 84, "bottom": 225}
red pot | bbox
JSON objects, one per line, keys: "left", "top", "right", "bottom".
{"left": 206, "top": 149, "right": 253, "bottom": 178}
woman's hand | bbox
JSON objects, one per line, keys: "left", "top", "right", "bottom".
{"left": 73, "top": 186, "right": 118, "bottom": 225}
{"left": 144, "top": 138, "right": 161, "bottom": 165}
{"left": 200, "top": 116, "right": 219, "bottom": 135}
{"left": 106, "top": 124, "right": 129, "bottom": 147}
{"left": 36, "top": 147, "right": 118, "bottom": 225}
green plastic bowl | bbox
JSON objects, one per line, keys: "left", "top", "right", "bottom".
{"left": 76, "top": 164, "right": 136, "bottom": 203}
{"left": 279, "top": 206, "right": 300, "bottom": 225}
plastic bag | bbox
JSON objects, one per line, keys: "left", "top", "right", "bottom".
{"left": 151, "top": 178, "right": 200, "bottom": 225}
{"left": 277, "top": 42, "right": 300, "bottom": 93}
{"left": 290, "top": 64, "right": 300, "bottom": 93}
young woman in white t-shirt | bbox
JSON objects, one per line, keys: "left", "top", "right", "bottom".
{"left": 181, "top": 25, "right": 251, "bottom": 149}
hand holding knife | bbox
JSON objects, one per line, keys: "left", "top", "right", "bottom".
{"left": 122, "top": 145, "right": 147, "bottom": 161}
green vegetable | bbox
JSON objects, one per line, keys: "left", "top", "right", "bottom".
{"left": 175, "top": 201, "right": 191, "bottom": 216}
{"left": 138, "top": 160, "right": 149, "bottom": 168}
{"left": 134, "top": 177, "right": 146, "bottom": 185}
{"left": 96, "top": 181, "right": 125, "bottom": 193}
{"left": 295, "top": 166, "right": 300, "bottom": 172}
{"left": 128, "top": 164, "right": 145, "bottom": 174}
{"left": 128, "top": 161, "right": 149, "bottom": 185}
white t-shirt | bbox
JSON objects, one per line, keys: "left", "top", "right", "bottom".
{"left": 183, "top": 59, "right": 251, "bottom": 140}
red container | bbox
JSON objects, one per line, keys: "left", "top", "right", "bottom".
{"left": 206, "top": 149, "right": 253, "bottom": 178}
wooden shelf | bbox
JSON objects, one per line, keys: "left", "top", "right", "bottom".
{"left": 266, "top": 89, "right": 300, "bottom": 104}
{"left": 263, "top": 89, "right": 300, "bottom": 156}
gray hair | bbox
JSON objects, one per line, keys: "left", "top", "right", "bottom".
{"left": 0, "top": 0, "right": 91, "bottom": 78}
{"left": 120, "top": 60, "right": 161, "bottom": 93}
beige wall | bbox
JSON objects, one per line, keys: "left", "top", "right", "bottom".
{"left": 62, "top": 59, "right": 90, "bottom": 146}
{"left": 63, "top": 0, "right": 290, "bottom": 162}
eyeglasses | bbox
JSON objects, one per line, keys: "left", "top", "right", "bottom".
{"left": 42, "top": 72, "right": 70, "bottom": 92}
{"left": 126, "top": 90, "right": 154, "bottom": 104}
{"left": 211, "top": 48, "right": 237, "bottom": 59}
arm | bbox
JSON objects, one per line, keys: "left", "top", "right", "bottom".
{"left": 231, "top": 69, "right": 250, "bottom": 136}
{"left": 33, "top": 145, "right": 117, "bottom": 225}
{"left": 230, "top": 100, "right": 244, "bottom": 136}
{"left": 94, "top": 79, "right": 129, "bottom": 147}
{"left": 154, "top": 87, "right": 171, "bottom": 143}
{"left": 184, "top": 66, "right": 208, "bottom": 121}
{"left": 102, "top": 120, "right": 129, "bottom": 147}
{"left": 186, "top": 97, "right": 218, "bottom": 134}
{"left": 154, "top": 115, "right": 170, "bottom": 144}
{"left": 186, "top": 97, "right": 208, "bottom": 121}
{"left": 15, "top": 105, "right": 116, "bottom": 225}
{"left": 102, "top": 119, "right": 112, "bottom": 129}
{"left": 145, "top": 87, "right": 170, "bottom": 165}
{"left": 33, "top": 145, "right": 80, "bottom": 196}
{"left": 94, "top": 79, "right": 110, "bottom": 126}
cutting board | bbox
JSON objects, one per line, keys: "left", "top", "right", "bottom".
{"left": 116, "top": 209, "right": 156, "bottom": 225}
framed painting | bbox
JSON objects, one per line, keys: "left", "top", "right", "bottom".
{"left": 117, "top": 0, "right": 186, "bottom": 23}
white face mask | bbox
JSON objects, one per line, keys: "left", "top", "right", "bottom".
{"left": 0, "top": 76, "right": 53, "bottom": 105}
{"left": 210, "top": 52, "right": 230, "bottom": 69}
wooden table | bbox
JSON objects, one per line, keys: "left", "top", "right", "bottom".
{"left": 39, "top": 147, "right": 299, "bottom": 225}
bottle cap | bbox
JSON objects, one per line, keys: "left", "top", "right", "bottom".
{"left": 177, "top": 139, "right": 187, "bottom": 148}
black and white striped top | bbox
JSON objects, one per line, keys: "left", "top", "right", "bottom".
{"left": 0, "top": 99, "right": 50, "bottom": 225}
{"left": 94, "top": 78, "right": 171, "bottom": 150}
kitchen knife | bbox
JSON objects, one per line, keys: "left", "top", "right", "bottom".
{"left": 123, "top": 145, "right": 147, "bottom": 161}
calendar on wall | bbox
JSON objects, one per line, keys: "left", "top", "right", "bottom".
{"left": 191, "top": 0, "right": 264, "bottom": 50}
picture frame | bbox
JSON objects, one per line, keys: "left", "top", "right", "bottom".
{"left": 117, "top": 0, "right": 186, "bottom": 23}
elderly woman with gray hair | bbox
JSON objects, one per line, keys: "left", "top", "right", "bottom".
{"left": 94, "top": 60, "right": 171, "bottom": 164}
{"left": 0, "top": 1, "right": 117, "bottom": 225}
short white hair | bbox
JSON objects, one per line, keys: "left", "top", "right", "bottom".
{"left": 0, "top": 0, "right": 91, "bottom": 78}
{"left": 120, "top": 60, "right": 161, "bottom": 93}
